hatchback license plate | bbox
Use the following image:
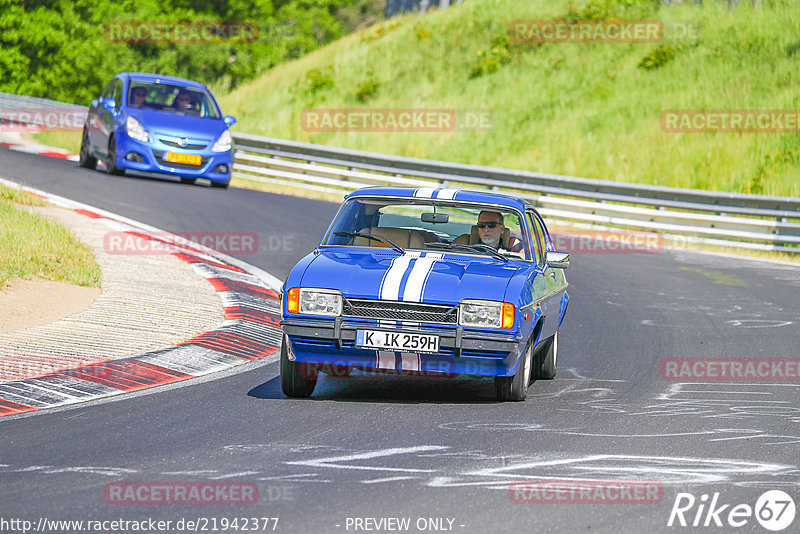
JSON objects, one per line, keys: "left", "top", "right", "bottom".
{"left": 356, "top": 330, "right": 439, "bottom": 353}
{"left": 164, "top": 152, "right": 201, "bottom": 166}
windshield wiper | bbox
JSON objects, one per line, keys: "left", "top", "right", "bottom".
{"left": 334, "top": 231, "right": 404, "bottom": 254}
{"left": 425, "top": 242, "right": 508, "bottom": 262}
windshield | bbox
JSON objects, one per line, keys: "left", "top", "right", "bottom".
{"left": 127, "top": 82, "right": 221, "bottom": 118}
{"left": 322, "top": 197, "right": 531, "bottom": 260}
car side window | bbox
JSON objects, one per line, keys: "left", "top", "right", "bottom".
{"left": 110, "top": 79, "right": 123, "bottom": 108}
{"left": 101, "top": 81, "right": 113, "bottom": 99}
{"left": 532, "top": 214, "right": 549, "bottom": 267}
{"left": 526, "top": 211, "right": 546, "bottom": 267}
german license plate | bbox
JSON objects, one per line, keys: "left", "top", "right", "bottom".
{"left": 356, "top": 330, "right": 439, "bottom": 353}
{"left": 164, "top": 152, "right": 201, "bottom": 165}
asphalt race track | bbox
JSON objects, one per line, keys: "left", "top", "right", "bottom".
{"left": 2, "top": 146, "right": 799, "bottom": 533}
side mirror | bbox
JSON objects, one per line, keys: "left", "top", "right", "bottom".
{"left": 546, "top": 251, "right": 570, "bottom": 269}
{"left": 224, "top": 115, "right": 237, "bottom": 127}
{"left": 101, "top": 98, "right": 117, "bottom": 111}
{"left": 421, "top": 212, "right": 449, "bottom": 224}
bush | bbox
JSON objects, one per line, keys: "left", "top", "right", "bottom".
{"left": 638, "top": 44, "right": 679, "bottom": 70}
{"left": 355, "top": 71, "right": 380, "bottom": 102}
{"left": 470, "top": 36, "right": 512, "bottom": 78}
{"left": 306, "top": 66, "right": 336, "bottom": 96}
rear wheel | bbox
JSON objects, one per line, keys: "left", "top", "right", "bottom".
{"left": 532, "top": 331, "right": 558, "bottom": 380}
{"left": 280, "top": 335, "right": 318, "bottom": 398}
{"left": 106, "top": 137, "right": 124, "bottom": 175}
{"left": 495, "top": 341, "right": 533, "bottom": 401}
{"left": 78, "top": 129, "right": 97, "bottom": 169}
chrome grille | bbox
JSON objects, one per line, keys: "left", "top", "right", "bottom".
{"left": 343, "top": 299, "right": 458, "bottom": 324}
{"left": 160, "top": 139, "right": 207, "bottom": 150}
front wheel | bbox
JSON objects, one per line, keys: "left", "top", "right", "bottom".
{"left": 495, "top": 341, "right": 533, "bottom": 401}
{"left": 532, "top": 331, "right": 558, "bottom": 380}
{"left": 280, "top": 335, "right": 318, "bottom": 398}
{"left": 106, "top": 137, "right": 125, "bottom": 175}
{"left": 78, "top": 128, "right": 97, "bottom": 169}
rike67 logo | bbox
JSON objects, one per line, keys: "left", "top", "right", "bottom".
{"left": 668, "top": 490, "right": 796, "bottom": 531}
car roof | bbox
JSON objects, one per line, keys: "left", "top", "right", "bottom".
{"left": 118, "top": 72, "right": 208, "bottom": 91}
{"left": 345, "top": 186, "right": 530, "bottom": 212}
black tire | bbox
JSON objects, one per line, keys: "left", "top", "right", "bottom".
{"left": 211, "top": 180, "right": 230, "bottom": 189}
{"left": 323, "top": 364, "right": 352, "bottom": 377}
{"left": 106, "top": 137, "right": 125, "bottom": 175}
{"left": 78, "top": 128, "right": 97, "bottom": 169}
{"left": 280, "top": 335, "right": 318, "bottom": 398}
{"left": 180, "top": 177, "right": 196, "bottom": 185}
{"left": 495, "top": 340, "right": 533, "bottom": 401}
{"left": 532, "top": 331, "right": 558, "bottom": 380}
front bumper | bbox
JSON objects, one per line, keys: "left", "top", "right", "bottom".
{"left": 114, "top": 135, "right": 232, "bottom": 183}
{"left": 281, "top": 318, "right": 525, "bottom": 377}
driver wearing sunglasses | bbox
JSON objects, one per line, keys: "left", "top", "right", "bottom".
{"left": 476, "top": 210, "right": 508, "bottom": 249}
{"left": 454, "top": 209, "right": 522, "bottom": 253}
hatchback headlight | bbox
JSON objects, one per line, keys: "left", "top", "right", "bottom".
{"left": 211, "top": 130, "right": 232, "bottom": 152}
{"left": 286, "top": 288, "right": 342, "bottom": 317}
{"left": 125, "top": 116, "right": 151, "bottom": 142}
{"left": 459, "top": 300, "right": 515, "bottom": 329}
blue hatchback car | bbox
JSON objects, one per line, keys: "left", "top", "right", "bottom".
{"left": 79, "top": 72, "right": 236, "bottom": 188}
{"left": 280, "top": 187, "right": 570, "bottom": 401}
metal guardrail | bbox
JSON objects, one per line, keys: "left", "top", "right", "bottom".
{"left": 231, "top": 132, "right": 800, "bottom": 254}
{"left": 2, "top": 89, "right": 797, "bottom": 254}
{"left": 0, "top": 92, "right": 85, "bottom": 111}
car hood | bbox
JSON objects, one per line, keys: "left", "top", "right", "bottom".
{"left": 127, "top": 108, "right": 226, "bottom": 142}
{"left": 300, "top": 249, "right": 520, "bottom": 304}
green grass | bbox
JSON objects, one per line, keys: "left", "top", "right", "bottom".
{"left": 217, "top": 0, "right": 800, "bottom": 198}
{"left": 32, "top": 130, "right": 81, "bottom": 155}
{"left": 0, "top": 186, "right": 101, "bottom": 288}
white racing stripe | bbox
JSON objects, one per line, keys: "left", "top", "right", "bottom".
{"left": 377, "top": 351, "right": 396, "bottom": 370}
{"left": 436, "top": 189, "right": 460, "bottom": 200}
{"left": 400, "top": 353, "right": 421, "bottom": 371}
{"left": 414, "top": 187, "right": 437, "bottom": 198}
{"left": 379, "top": 252, "right": 420, "bottom": 301}
{"left": 401, "top": 253, "right": 442, "bottom": 303}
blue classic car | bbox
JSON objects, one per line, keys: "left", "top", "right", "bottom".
{"left": 79, "top": 72, "right": 236, "bottom": 188}
{"left": 280, "top": 187, "right": 570, "bottom": 401}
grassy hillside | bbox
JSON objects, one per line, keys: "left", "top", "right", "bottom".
{"left": 220, "top": 0, "right": 800, "bottom": 197}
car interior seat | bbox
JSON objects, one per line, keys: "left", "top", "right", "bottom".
{"left": 353, "top": 227, "right": 426, "bottom": 249}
